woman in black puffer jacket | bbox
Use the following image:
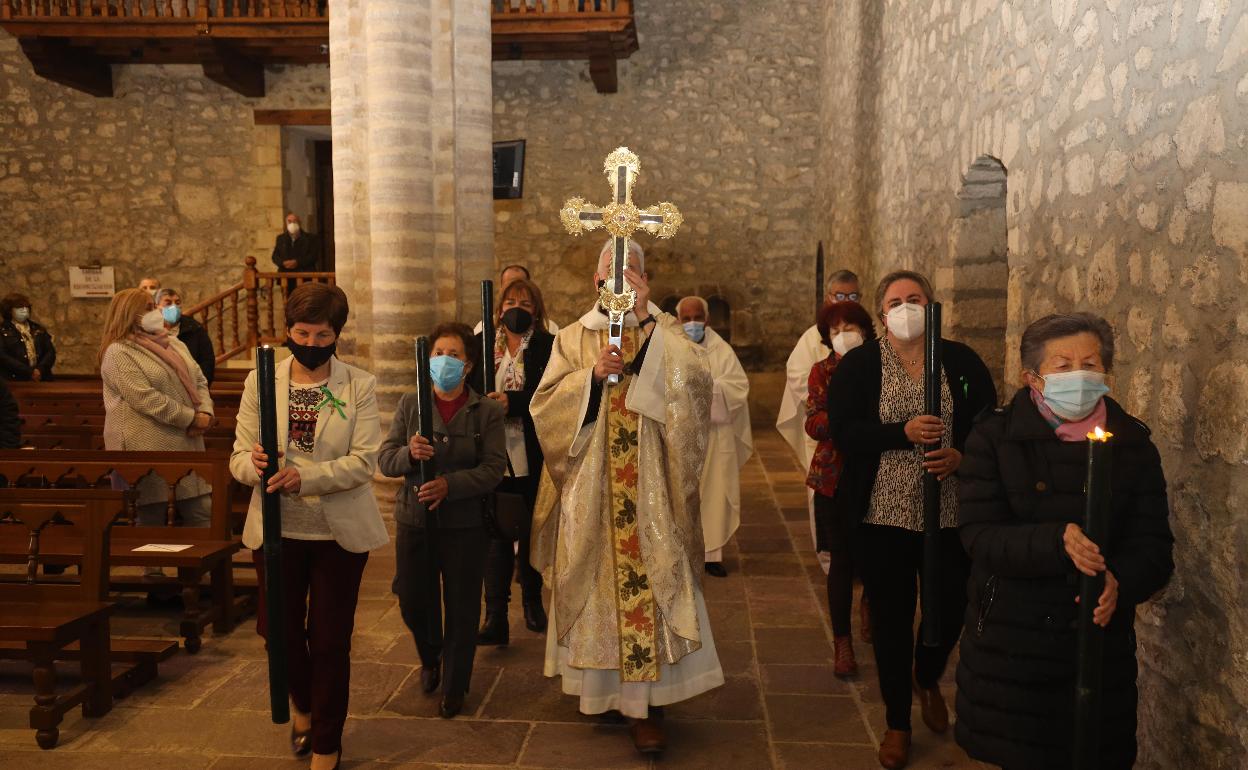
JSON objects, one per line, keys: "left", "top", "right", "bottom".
{"left": 955, "top": 313, "right": 1174, "bottom": 770}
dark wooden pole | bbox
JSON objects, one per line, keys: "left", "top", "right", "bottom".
{"left": 1074, "top": 429, "right": 1114, "bottom": 770}
{"left": 256, "top": 344, "right": 289, "bottom": 724}
{"left": 815, "top": 241, "right": 825, "bottom": 316}
{"left": 481, "top": 280, "right": 496, "bottom": 396}
{"left": 920, "top": 302, "right": 943, "bottom": 648}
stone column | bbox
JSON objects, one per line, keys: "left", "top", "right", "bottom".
{"left": 330, "top": 0, "right": 493, "bottom": 411}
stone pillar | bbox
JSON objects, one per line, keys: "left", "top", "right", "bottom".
{"left": 330, "top": 0, "right": 493, "bottom": 412}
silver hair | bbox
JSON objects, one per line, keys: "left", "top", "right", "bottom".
{"left": 677, "top": 295, "right": 709, "bottom": 317}
{"left": 825, "top": 269, "right": 859, "bottom": 293}
{"left": 1020, "top": 313, "right": 1116, "bottom": 372}
{"left": 153, "top": 287, "right": 180, "bottom": 303}
{"left": 598, "top": 238, "right": 645, "bottom": 274}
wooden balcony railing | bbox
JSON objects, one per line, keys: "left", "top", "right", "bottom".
{"left": 183, "top": 256, "right": 335, "bottom": 365}
{"left": 0, "top": 0, "right": 328, "bottom": 97}
{"left": 491, "top": 0, "right": 637, "bottom": 93}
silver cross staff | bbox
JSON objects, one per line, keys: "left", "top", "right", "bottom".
{"left": 559, "top": 147, "right": 684, "bottom": 385}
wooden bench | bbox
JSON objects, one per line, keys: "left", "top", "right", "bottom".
{"left": 0, "top": 488, "right": 178, "bottom": 749}
{"left": 0, "top": 450, "right": 248, "bottom": 653}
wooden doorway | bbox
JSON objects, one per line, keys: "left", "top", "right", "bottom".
{"left": 314, "top": 140, "right": 334, "bottom": 273}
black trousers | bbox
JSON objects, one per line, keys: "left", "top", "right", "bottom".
{"left": 483, "top": 475, "right": 543, "bottom": 615}
{"left": 858, "top": 523, "right": 969, "bottom": 731}
{"left": 815, "top": 492, "right": 858, "bottom": 637}
{"left": 393, "top": 523, "right": 489, "bottom": 698}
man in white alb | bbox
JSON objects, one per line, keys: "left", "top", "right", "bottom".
{"left": 775, "top": 269, "right": 861, "bottom": 573}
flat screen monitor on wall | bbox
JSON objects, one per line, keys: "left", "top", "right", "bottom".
{"left": 493, "top": 139, "right": 526, "bottom": 200}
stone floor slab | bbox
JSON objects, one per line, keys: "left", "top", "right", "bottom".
{"left": 516, "top": 722, "right": 649, "bottom": 769}
{"left": 764, "top": 693, "right": 870, "bottom": 743}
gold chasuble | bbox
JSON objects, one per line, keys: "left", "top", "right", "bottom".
{"left": 531, "top": 309, "right": 713, "bottom": 684}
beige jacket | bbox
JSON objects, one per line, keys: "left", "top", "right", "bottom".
{"left": 101, "top": 337, "right": 214, "bottom": 505}
{"left": 230, "top": 356, "right": 387, "bottom": 553}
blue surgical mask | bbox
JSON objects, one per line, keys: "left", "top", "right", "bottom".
{"left": 1037, "top": 370, "right": 1109, "bottom": 421}
{"left": 683, "top": 321, "right": 706, "bottom": 343}
{"left": 429, "top": 355, "right": 466, "bottom": 392}
{"left": 11, "top": 307, "right": 29, "bottom": 323}
{"left": 161, "top": 304, "right": 182, "bottom": 325}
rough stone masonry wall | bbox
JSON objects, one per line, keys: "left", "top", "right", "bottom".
{"left": 0, "top": 31, "right": 329, "bottom": 373}
{"left": 491, "top": 0, "right": 821, "bottom": 370}
{"left": 818, "top": 0, "right": 1248, "bottom": 766}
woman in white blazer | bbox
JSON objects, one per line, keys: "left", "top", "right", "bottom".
{"left": 231, "top": 283, "right": 385, "bottom": 770}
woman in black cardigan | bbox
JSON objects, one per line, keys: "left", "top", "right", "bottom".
{"left": 827, "top": 270, "right": 996, "bottom": 769}
{"left": 473, "top": 278, "right": 555, "bottom": 646}
{"left": 955, "top": 313, "right": 1173, "bottom": 770}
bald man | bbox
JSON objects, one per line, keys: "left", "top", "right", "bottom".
{"left": 677, "top": 296, "right": 753, "bottom": 578}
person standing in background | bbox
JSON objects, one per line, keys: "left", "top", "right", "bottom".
{"left": 155, "top": 288, "right": 217, "bottom": 385}
{"left": 0, "top": 293, "right": 56, "bottom": 382}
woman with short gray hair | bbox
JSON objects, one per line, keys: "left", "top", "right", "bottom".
{"left": 954, "top": 312, "right": 1174, "bottom": 770}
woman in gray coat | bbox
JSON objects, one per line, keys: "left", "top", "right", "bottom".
{"left": 99, "top": 288, "right": 214, "bottom": 530}
{"left": 380, "top": 321, "right": 507, "bottom": 720}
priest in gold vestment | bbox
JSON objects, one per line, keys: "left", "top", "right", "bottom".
{"left": 530, "top": 240, "right": 724, "bottom": 753}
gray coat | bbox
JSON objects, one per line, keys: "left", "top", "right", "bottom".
{"left": 379, "top": 388, "right": 507, "bottom": 529}
{"left": 100, "top": 337, "right": 213, "bottom": 504}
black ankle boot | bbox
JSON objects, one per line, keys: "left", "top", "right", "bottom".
{"left": 523, "top": 600, "right": 548, "bottom": 633}
{"left": 478, "top": 611, "right": 509, "bottom": 646}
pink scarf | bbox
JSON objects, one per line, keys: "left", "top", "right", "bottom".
{"left": 1030, "top": 387, "right": 1107, "bottom": 443}
{"left": 130, "top": 331, "right": 201, "bottom": 410}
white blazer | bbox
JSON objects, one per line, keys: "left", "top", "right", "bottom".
{"left": 231, "top": 356, "right": 388, "bottom": 553}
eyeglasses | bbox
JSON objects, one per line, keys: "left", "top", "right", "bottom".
{"left": 832, "top": 292, "right": 861, "bottom": 302}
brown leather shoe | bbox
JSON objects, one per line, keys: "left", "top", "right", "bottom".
{"left": 833, "top": 635, "right": 858, "bottom": 678}
{"left": 878, "top": 729, "right": 911, "bottom": 769}
{"left": 629, "top": 716, "right": 666, "bottom": 754}
{"left": 912, "top": 676, "right": 949, "bottom": 734}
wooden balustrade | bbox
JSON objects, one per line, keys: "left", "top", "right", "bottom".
{"left": 183, "top": 256, "right": 335, "bottom": 365}
{"left": 492, "top": 0, "right": 627, "bottom": 15}
{"left": 0, "top": 0, "right": 326, "bottom": 20}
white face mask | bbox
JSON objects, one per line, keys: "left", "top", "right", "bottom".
{"left": 286, "top": 222, "right": 301, "bottom": 236}
{"left": 140, "top": 309, "right": 166, "bottom": 334}
{"left": 831, "top": 330, "right": 864, "bottom": 356}
{"left": 885, "top": 303, "right": 926, "bottom": 342}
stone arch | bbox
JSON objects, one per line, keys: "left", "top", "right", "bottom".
{"left": 940, "top": 155, "right": 1009, "bottom": 397}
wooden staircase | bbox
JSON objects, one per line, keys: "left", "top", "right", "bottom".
{"left": 182, "top": 256, "right": 335, "bottom": 366}
{"left": 1, "top": 0, "right": 639, "bottom": 96}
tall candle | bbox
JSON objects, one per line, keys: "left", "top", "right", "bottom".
{"left": 1073, "top": 426, "right": 1113, "bottom": 770}
{"left": 256, "top": 344, "right": 289, "bottom": 724}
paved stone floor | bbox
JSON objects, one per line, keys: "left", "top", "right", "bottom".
{"left": 1, "top": 432, "right": 986, "bottom": 769}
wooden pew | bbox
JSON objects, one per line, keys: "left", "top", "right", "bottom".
{"left": 0, "top": 451, "right": 247, "bottom": 653}
{"left": 0, "top": 488, "right": 177, "bottom": 749}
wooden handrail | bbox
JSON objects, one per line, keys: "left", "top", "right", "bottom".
{"left": 183, "top": 256, "right": 334, "bottom": 366}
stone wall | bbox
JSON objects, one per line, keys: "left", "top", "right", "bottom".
{"left": 491, "top": 0, "right": 822, "bottom": 370}
{"left": 817, "top": 1, "right": 1248, "bottom": 765}
{"left": 0, "top": 31, "right": 329, "bottom": 373}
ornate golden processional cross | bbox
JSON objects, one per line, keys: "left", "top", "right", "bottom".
{"left": 560, "top": 147, "right": 683, "bottom": 384}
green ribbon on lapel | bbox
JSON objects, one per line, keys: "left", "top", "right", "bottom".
{"left": 315, "top": 385, "right": 347, "bottom": 420}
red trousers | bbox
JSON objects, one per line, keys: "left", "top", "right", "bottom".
{"left": 254, "top": 538, "right": 368, "bottom": 755}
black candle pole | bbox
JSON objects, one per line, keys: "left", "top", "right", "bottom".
{"left": 414, "top": 337, "right": 434, "bottom": 489}
{"left": 920, "top": 301, "right": 943, "bottom": 648}
{"left": 256, "top": 344, "right": 289, "bottom": 724}
{"left": 1074, "top": 427, "right": 1114, "bottom": 770}
{"left": 481, "top": 280, "right": 496, "bottom": 396}
{"left": 814, "top": 241, "right": 825, "bottom": 316}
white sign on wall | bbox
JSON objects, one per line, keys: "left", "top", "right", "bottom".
{"left": 69, "top": 266, "right": 116, "bottom": 298}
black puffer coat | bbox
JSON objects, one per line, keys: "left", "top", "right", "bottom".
{"left": 954, "top": 388, "right": 1174, "bottom": 770}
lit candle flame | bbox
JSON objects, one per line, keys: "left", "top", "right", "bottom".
{"left": 1087, "top": 426, "right": 1113, "bottom": 442}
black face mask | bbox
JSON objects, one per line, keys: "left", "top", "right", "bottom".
{"left": 286, "top": 338, "right": 336, "bottom": 370}
{"left": 501, "top": 307, "right": 534, "bottom": 334}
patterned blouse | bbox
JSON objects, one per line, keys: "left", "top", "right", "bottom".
{"left": 282, "top": 380, "right": 332, "bottom": 539}
{"left": 804, "top": 353, "right": 843, "bottom": 497}
{"left": 866, "top": 338, "right": 959, "bottom": 531}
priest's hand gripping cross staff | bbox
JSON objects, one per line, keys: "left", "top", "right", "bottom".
{"left": 560, "top": 147, "right": 683, "bottom": 385}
